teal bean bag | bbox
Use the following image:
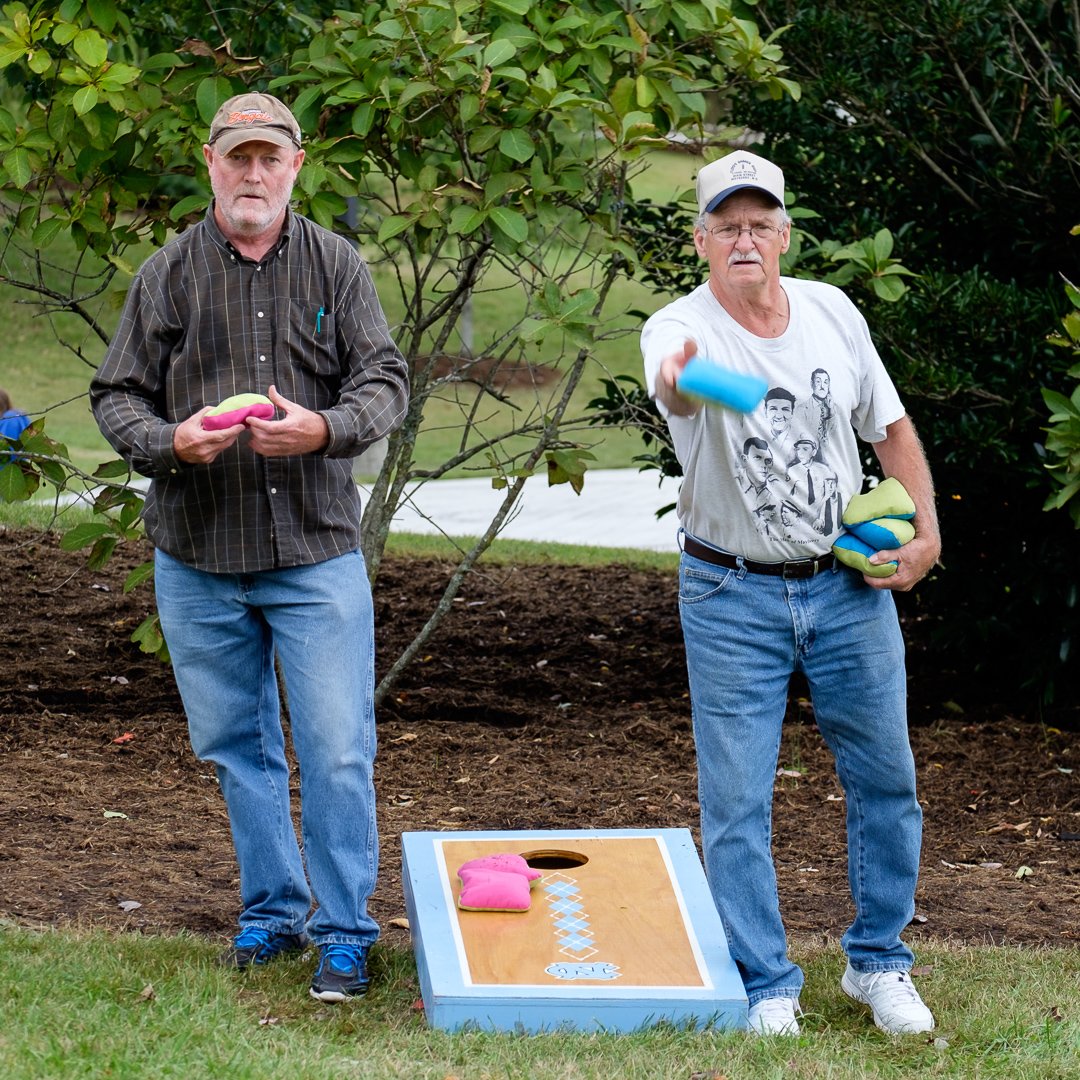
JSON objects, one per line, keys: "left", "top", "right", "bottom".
{"left": 847, "top": 516, "right": 916, "bottom": 550}
{"left": 832, "top": 532, "right": 898, "bottom": 578}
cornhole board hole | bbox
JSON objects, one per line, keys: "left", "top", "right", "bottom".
{"left": 401, "top": 828, "right": 747, "bottom": 1033}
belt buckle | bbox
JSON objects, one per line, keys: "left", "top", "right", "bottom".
{"left": 782, "top": 558, "right": 818, "bottom": 580}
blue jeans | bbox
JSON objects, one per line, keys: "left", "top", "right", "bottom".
{"left": 678, "top": 544, "right": 921, "bottom": 1003}
{"left": 155, "top": 548, "right": 379, "bottom": 948}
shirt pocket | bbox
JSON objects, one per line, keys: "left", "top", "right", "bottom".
{"left": 286, "top": 303, "right": 340, "bottom": 382}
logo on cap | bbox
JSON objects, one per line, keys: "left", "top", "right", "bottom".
{"left": 729, "top": 159, "right": 759, "bottom": 182}
{"left": 227, "top": 109, "right": 276, "bottom": 126}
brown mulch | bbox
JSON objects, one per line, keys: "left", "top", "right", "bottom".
{"left": 0, "top": 527, "right": 1077, "bottom": 952}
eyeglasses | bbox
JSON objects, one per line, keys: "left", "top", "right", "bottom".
{"left": 705, "top": 223, "right": 785, "bottom": 241}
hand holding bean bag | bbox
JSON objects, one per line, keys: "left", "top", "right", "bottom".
{"left": 675, "top": 357, "right": 768, "bottom": 413}
{"left": 834, "top": 479, "right": 917, "bottom": 578}
{"left": 202, "top": 392, "right": 275, "bottom": 431}
{"left": 833, "top": 532, "right": 900, "bottom": 578}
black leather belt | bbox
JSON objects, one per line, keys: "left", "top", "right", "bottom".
{"left": 682, "top": 534, "right": 834, "bottom": 579}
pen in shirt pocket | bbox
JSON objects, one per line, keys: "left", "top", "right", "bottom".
{"left": 316, "top": 306, "right": 325, "bottom": 333}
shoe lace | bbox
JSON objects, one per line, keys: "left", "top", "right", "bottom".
{"left": 864, "top": 970, "right": 922, "bottom": 1009}
{"left": 321, "top": 943, "right": 363, "bottom": 973}
{"left": 757, "top": 998, "right": 795, "bottom": 1019}
{"left": 234, "top": 926, "right": 274, "bottom": 950}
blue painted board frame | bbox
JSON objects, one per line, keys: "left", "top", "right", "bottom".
{"left": 401, "top": 828, "right": 748, "bottom": 1034}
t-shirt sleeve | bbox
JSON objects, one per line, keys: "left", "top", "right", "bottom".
{"left": 848, "top": 303, "right": 905, "bottom": 443}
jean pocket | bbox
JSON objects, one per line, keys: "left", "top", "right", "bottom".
{"left": 678, "top": 563, "right": 734, "bottom": 604}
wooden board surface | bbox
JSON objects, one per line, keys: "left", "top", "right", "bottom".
{"left": 438, "top": 835, "right": 707, "bottom": 988}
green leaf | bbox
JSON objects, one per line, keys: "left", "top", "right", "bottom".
{"left": 73, "top": 28, "right": 108, "bottom": 68}
{"left": 373, "top": 18, "right": 405, "bottom": 40}
{"left": 0, "top": 464, "right": 29, "bottom": 502}
{"left": 32, "top": 217, "right": 66, "bottom": 247}
{"left": 635, "top": 74, "right": 657, "bottom": 107}
{"left": 307, "top": 191, "right": 347, "bottom": 230}
{"left": 87, "top": 0, "right": 119, "bottom": 34}
{"left": 459, "top": 94, "right": 479, "bottom": 124}
{"left": 399, "top": 81, "right": 437, "bottom": 108}
{"left": 377, "top": 213, "right": 414, "bottom": 243}
{"left": 72, "top": 85, "right": 99, "bottom": 115}
{"left": 870, "top": 275, "right": 907, "bottom": 303}
{"left": 488, "top": 205, "right": 528, "bottom": 244}
{"left": 93, "top": 458, "right": 132, "bottom": 479}
{"left": 123, "top": 561, "right": 155, "bottom": 593}
{"left": 0, "top": 40, "right": 27, "bottom": 69}
{"left": 448, "top": 204, "right": 486, "bottom": 236}
{"left": 87, "top": 535, "right": 118, "bottom": 571}
{"left": 498, "top": 128, "right": 534, "bottom": 163}
{"left": 196, "top": 76, "right": 233, "bottom": 126}
{"left": 169, "top": 193, "right": 210, "bottom": 221}
{"left": 28, "top": 49, "right": 51, "bottom": 74}
{"left": 484, "top": 40, "right": 517, "bottom": 69}
{"left": 61, "top": 522, "right": 115, "bottom": 551}
{"left": 4, "top": 146, "right": 32, "bottom": 188}
{"left": 489, "top": 0, "right": 531, "bottom": 13}
{"left": 872, "top": 229, "right": 895, "bottom": 262}
{"left": 351, "top": 103, "right": 375, "bottom": 136}
{"left": 131, "top": 613, "right": 168, "bottom": 659}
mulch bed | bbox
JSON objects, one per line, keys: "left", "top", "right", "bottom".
{"left": 1, "top": 527, "right": 1076, "bottom": 951}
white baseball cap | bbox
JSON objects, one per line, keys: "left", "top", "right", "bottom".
{"left": 696, "top": 150, "right": 785, "bottom": 214}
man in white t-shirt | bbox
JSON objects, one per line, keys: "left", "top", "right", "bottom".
{"left": 641, "top": 149, "right": 941, "bottom": 1037}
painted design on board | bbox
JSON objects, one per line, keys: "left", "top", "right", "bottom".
{"left": 546, "top": 961, "right": 622, "bottom": 981}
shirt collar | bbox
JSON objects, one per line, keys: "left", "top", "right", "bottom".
{"left": 203, "top": 202, "right": 295, "bottom": 261}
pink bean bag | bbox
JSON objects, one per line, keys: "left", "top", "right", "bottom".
{"left": 202, "top": 393, "right": 275, "bottom": 431}
{"left": 456, "top": 853, "right": 542, "bottom": 912}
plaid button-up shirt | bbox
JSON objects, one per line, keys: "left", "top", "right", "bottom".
{"left": 91, "top": 207, "right": 409, "bottom": 573}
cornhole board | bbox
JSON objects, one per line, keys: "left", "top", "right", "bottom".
{"left": 400, "top": 828, "right": 747, "bottom": 1033}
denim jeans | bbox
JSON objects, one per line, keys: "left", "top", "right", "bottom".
{"left": 678, "top": 543, "right": 922, "bottom": 1003}
{"left": 155, "top": 548, "right": 379, "bottom": 948}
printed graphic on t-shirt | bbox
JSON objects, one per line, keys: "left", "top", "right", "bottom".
{"left": 732, "top": 367, "right": 842, "bottom": 543}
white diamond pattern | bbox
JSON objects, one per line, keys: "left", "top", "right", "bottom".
{"left": 543, "top": 871, "right": 598, "bottom": 960}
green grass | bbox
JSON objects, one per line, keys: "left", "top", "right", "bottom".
{"left": 1, "top": 925, "right": 1076, "bottom": 1079}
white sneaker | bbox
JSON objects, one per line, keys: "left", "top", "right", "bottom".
{"left": 747, "top": 996, "right": 801, "bottom": 1035}
{"left": 841, "top": 965, "right": 935, "bottom": 1034}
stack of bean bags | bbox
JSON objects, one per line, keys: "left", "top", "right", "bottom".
{"left": 832, "top": 477, "right": 916, "bottom": 579}
{"left": 456, "top": 853, "right": 543, "bottom": 912}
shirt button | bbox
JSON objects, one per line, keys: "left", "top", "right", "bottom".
{"left": 257, "top": 311, "right": 265, "bottom": 318}
{"left": 259, "top": 355, "right": 266, "bottom": 362}
{"left": 270, "top": 487, "right": 277, "bottom": 494}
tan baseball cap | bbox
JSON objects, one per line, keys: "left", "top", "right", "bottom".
{"left": 207, "top": 93, "right": 302, "bottom": 155}
{"left": 696, "top": 150, "right": 785, "bottom": 214}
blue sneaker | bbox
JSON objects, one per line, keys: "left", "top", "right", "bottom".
{"left": 219, "top": 927, "right": 309, "bottom": 970}
{"left": 309, "top": 943, "right": 371, "bottom": 1002}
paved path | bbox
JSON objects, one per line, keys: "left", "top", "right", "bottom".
{"left": 68, "top": 468, "right": 682, "bottom": 554}
{"left": 369, "top": 468, "right": 682, "bottom": 553}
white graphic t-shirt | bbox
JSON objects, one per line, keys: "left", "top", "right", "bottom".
{"left": 641, "top": 277, "right": 905, "bottom": 563}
